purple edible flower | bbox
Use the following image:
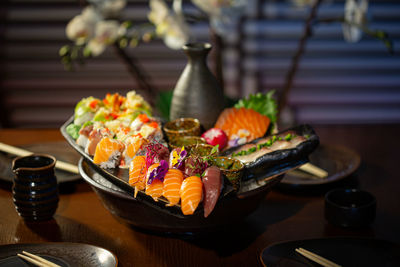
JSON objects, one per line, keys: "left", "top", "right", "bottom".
{"left": 147, "top": 160, "right": 168, "bottom": 185}
{"left": 177, "top": 149, "right": 187, "bottom": 168}
{"left": 228, "top": 138, "right": 240, "bottom": 148}
{"left": 145, "top": 142, "right": 168, "bottom": 169}
{"left": 173, "top": 147, "right": 187, "bottom": 169}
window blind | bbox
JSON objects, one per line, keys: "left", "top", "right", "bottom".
{"left": 1, "top": 0, "right": 399, "bottom": 127}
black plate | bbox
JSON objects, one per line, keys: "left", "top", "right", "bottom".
{"left": 0, "top": 242, "right": 117, "bottom": 267}
{"left": 0, "top": 142, "right": 81, "bottom": 184}
{"left": 260, "top": 237, "right": 400, "bottom": 267}
{"left": 282, "top": 144, "right": 361, "bottom": 186}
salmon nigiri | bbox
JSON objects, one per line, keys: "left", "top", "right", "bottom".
{"left": 214, "top": 107, "right": 270, "bottom": 142}
{"left": 129, "top": 155, "right": 147, "bottom": 197}
{"left": 93, "top": 137, "right": 124, "bottom": 168}
{"left": 180, "top": 176, "right": 203, "bottom": 215}
{"left": 145, "top": 161, "right": 168, "bottom": 201}
{"left": 163, "top": 169, "right": 184, "bottom": 206}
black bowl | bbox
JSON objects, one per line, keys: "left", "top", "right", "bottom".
{"left": 78, "top": 158, "right": 283, "bottom": 234}
{"left": 325, "top": 188, "right": 376, "bottom": 228}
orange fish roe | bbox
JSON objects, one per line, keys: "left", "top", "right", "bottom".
{"left": 148, "top": 122, "right": 158, "bottom": 128}
{"left": 89, "top": 99, "right": 99, "bottom": 109}
{"left": 138, "top": 114, "right": 150, "bottom": 123}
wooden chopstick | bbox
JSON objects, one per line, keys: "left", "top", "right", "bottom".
{"left": 295, "top": 247, "right": 341, "bottom": 267}
{"left": 17, "top": 251, "right": 62, "bottom": 267}
{"left": 0, "top": 142, "right": 79, "bottom": 174}
{"left": 299, "top": 162, "right": 328, "bottom": 178}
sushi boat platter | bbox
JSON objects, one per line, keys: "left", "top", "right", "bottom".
{"left": 61, "top": 91, "right": 319, "bottom": 232}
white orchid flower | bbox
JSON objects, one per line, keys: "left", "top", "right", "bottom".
{"left": 87, "top": 20, "right": 121, "bottom": 56}
{"left": 66, "top": 6, "right": 101, "bottom": 45}
{"left": 191, "top": 0, "right": 246, "bottom": 37}
{"left": 148, "top": 0, "right": 190, "bottom": 50}
{"left": 88, "top": 0, "right": 127, "bottom": 18}
{"left": 342, "top": 0, "right": 369, "bottom": 43}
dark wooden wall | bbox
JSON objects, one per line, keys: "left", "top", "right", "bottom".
{"left": 1, "top": 0, "right": 400, "bottom": 128}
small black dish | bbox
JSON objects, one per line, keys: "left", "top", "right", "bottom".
{"left": 325, "top": 188, "right": 376, "bottom": 228}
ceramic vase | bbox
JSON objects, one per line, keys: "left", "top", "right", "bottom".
{"left": 170, "top": 42, "right": 225, "bottom": 130}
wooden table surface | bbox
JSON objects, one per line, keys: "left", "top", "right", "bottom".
{"left": 1, "top": 125, "right": 400, "bottom": 266}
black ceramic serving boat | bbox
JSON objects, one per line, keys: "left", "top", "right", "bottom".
{"left": 61, "top": 117, "right": 318, "bottom": 232}
{"left": 222, "top": 124, "right": 319, "bottom": 182}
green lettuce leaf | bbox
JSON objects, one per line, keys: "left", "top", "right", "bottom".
{"left": 234, "top": 90, "right": 277, "bottom": 123}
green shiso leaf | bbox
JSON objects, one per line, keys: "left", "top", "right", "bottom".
{"left": 234, "top": 90, "right": 278, "bottom": 124}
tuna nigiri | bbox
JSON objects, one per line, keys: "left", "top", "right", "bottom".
{"left": 93, "top": 137, "right": 124, "bottom": 168}
{"left": 180, "top": 176, "right": 203, "bottom": 215}
{"left": 214, "top": 107, "right": 270, "bottom": 144}
{"left": 163, "top": 169, "right": 184, "bottom": 206}
{"left": 202, "top": 166, "right": 222, "bottom": 218}
{"left": 129, "top": 155, "right": 147, "bottom": 197}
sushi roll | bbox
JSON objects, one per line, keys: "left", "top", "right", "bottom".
{"left": 122, "top": 134, "right": 147, "bottom": 168}
{"left": 93, "top": 137, "right": 125, "bottom": 168}
{"left": 76, "top": 123, "right": 93, "bottom": 149}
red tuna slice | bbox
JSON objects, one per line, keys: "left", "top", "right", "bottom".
{"left": 202, "top": 166, "right": 222, "bottom": 218}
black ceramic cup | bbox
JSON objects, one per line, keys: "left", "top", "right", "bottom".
{"left": 12, "top": 154, "right": 59, "bottom": 221}
{"left": 325, "top": 188, "right": 376, "bottom": 228}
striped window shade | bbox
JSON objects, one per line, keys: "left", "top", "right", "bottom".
{"left": 1, "top": 0, "right": 399, "bottom": 128}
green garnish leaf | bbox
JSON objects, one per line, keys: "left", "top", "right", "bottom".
{"left": 234, "top": 90, "right": 278, "bottom": 123}
{"left": 66, "top": 123, "right": 81, "bottom": 140}
{"left": 82, "top": 121, "right": 93, "bottom": 128}
{"left": 210, "top": 145, "right": 219, "bottom": 155}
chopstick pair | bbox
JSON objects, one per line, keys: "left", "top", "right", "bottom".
{"left": 295, "top": 247, "right": 342, "bottom": 267}
{"left": 0, "top": 142, "right": 78, "bottom": 174}
{"left": 17, "top": 251, "right": 61, "bottom": 267}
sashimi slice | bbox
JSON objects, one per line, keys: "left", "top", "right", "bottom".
{"left": 93, "top": 137, "right": 124, "bottom": 168}
{"left": 163, "top": 169, "right": 184, "bottom": 206}
{"left": 214, "top": 107, "right": 270, "bottom": 142}
{"left": 202, "top": 166, "right": 222, "bottom": 218}
{"left": 180, "top": 176, "right": 203, "bottom": 215}
{"left": 128, "top": 155, "right": 147, "bottom": 196}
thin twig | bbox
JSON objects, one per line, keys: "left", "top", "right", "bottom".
{"left": 113, "top": 44, "right": 158, "bottom": 106}
{"left": 316, "top": 17, "right": 394, "bottom": 54}
{"left": 210, "top": 29, "right": 225, "bottom": 89}
{"left": 278, "top": 0, "right": 323, "bottom": 117}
